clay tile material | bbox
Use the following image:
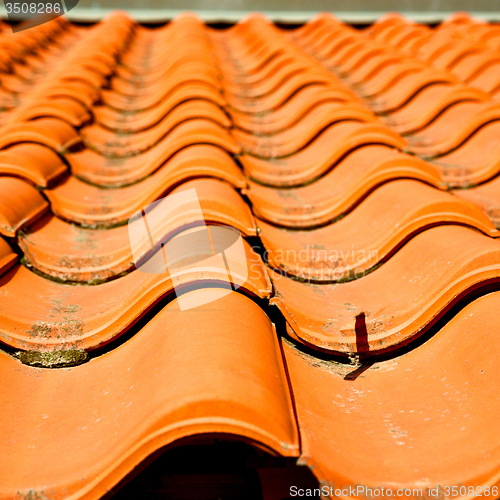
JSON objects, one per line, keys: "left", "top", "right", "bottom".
{"left": 0, "top": 118, "right": 80, "bottom": 153}
{"left": 7, "top": 97, "right": 92, "bottom": 127}
{"left": 312, "top": 32, "right": 358, "bottom": 61}
{"left": 368, "top": 71, "right": 458, "bottom": 114}
{"left": 101, "top": 81, "right": 225, "bottom": 113}
{"left": 94, "top": 84, "right": 227, "bottom": 129}
{"left": 402, "top": 101, "right": 482, "bottom": 150}
{"left": 240, "top": 122, "right": 407, "bottom": 187}
{"left": 33, "top": 80, "right": 99, "bottom": 108}
{"left": 0, "top": 290, "right": 298, "bottom": 499}
{"left": 115, "top": 56, "right": 217, "bottom": 83}
{"left": 22, "top": 178, "right": 256, "bottom": 281}
{"left": 0, "top": 177, "right": 49, "bottom": 237}
{"left": 431, "top": 44, "right": 484, "bottom": 72}
{"left": 326, "top": 38, "right": 366, "bottom": 67}
{"left": 226, "top": 75, "right": 333, "bottom": 114}
{"left": 467, "top": 61, "right": 500, "bottom": 94}
{"left": 355, "top": 60, "right": 425, "bottom": 99}
{"left": 0, "top": 144, "right": 67, "bottom": 188}
{"left": 230, "top": 86, "right": 354, "bottom": 134}
{"left": 453, "top": 177, "right": 500, "bottom": 228}
{"left": 58, "top": 66, "right": 108, "bottom": 88}
{"left": 336, "top": 44, "right": 389, "bottom": 76}
{"left": 0, "top": 237, "right": 17, "bottom": 276}
{"left": 432, "top": 119, "right": 500, "bottom": 187}
{"left": 270, "top": 225, "right": 500, "bottom": 356}
{"left": 233, "top": 104, "right": 376, "bottom": 158}
{"left": 223, "top": 62, "right": 310, "bottom": 98}
{"left": 66, "top": 120, "right": 240, "bottom": 184}
{"left": 345, "top": 52, "right": 405, "bottom": 86}
{"left": 384, "top": 85, "right": 489, "bottom": 135}
{"left": 283, "top": 292, "right": 500, "bottom": 493}
{"left": 82, "top": 100, "right": 231, "bottom": 157}
{"left": 450, "top": 52, "right": 500, "bottom": 81}
{"left": 0, "top": 90, "right": 19, "bottom": 112}
{"left": 219, "top": 52, "right": 300, "bottom": 86}
{"left": 67, "top": 139, "right": 242, "bottom": 190}
{"left": 47, "top": 149, "right": 245, "bottom": 227}
{"left": 0, "top": 232, "right": 271, "bottom": 351}
{"left": 408, "top": 103, "right": 500, "bottom": 158}
{"left": 246, "top": 146, "right": 444, "bottom": 228}
{"left": 102, "top": 75, "right": 224, "bottom": 112}
{"left": 0, "top": 74, "right": 31, "bottom": 94}
{"left": 111, "top": 63, "right": 221, "bottom": 95}
{"left": 259, "top": 179, "right": 498, "bottom": 282}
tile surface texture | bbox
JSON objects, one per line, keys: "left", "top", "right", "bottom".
{"left": 1, "top": 10, "right": 500, "bottom": 500}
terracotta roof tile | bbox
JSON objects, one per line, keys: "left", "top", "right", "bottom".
{"left": 30, "top": 80, "right": 99, "bottom": 108}
{"left": 67, "top": 140, "right": 242, "bottom": 189}
{"left": 407, "top": 102, "right": 500, "bottom": 158}
{"left": 0, "top": 232, "right": 270, "bottom": 351}
{"left": 101, "top": 80, "right": 225, "bottom": 113}
{"left": 0, "top": 118, "right": 80, "bottom": 152}
{"left": 258, "top": 179, "right": 498, "bottom": 281}
{"left": 240, "top": 122, "right": 407, "bottom": 187}
{"left": 66, "top": 119, "right": 240, "bottom": 184}
{"left": 293, "top": 15, "right": 500, "bottom": 190}
{"left": 46, "top": 145, "right": 246, "bottom": 225}
{"left": 21, "top": 178, "right": 257, "bottom": 281}
{"left": 0, "top": 236, "right": 17, "bottom": 275}
{"left": 466, "top": 61, "right": 500, "bottom": 94}
{"left": 82, "top": 100, "right": 231, "bottom": 157}
{"left": 364, "top": 70, "right": 459, "bottom": 114}
{"left": 3, "top": 12, "right": 500, "bottom": 496}
{"left": 384, "top": 85, "right": 489, "bottom": 135}
{"left": 345, "top": 53, "right": 414, "bottom": 87}
{"left": 230, "top": 86, "right": 355, "bottom": 133}
{"left": 353, "top": 60, "right": 426, "bottom": 98}
{"left": 431, "top": 119, "right": 500, "bottom": 186}
{"left": 270, "top": 226, "right": 500, "bottom": 356}
{"left": 226, "top": 75, "right": 334, "bottom": 114}
{"left": 453, "top": 178, "right": 500, "bottom": 228}
{"left": 283, "top": 291, "right": 500, "bottom": 491}
{"left": 0, "top": 290, "right": 298, "bottom": 499}
{"left": 0, "top": 144, "right": 67, "bottom": 187}
{"left": 246, "top": 145, "right": 444, "bottom": 227}
{"left": 93, "top": 84, "right": 229, "bottom": 131}
{"left": 108, "top": 64, "right": 220, "bottom": 95}
{"left": 0, "top": 176, "right": 49, "bottom": 237}
{"left": 233, "top": 102, "right": 376, "bottom": 158}
{"left": 6, "top": 97, "right": 91, "bottom": 127}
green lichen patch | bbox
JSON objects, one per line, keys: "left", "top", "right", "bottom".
{"left": 18, "top": 349, "right": 88, "bottom": 368}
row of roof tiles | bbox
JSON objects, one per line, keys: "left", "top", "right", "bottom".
{"left": 295, "top": 13, "right": 500, "bottom": 230}
{"left": 1, "top": 11, "right": 500, "bottom": 499}
{"left": 293, "top": 15, "right": 500, "bottom": 185}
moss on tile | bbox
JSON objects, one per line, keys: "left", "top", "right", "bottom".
{"left": 17, "top": 349, "right": 88, "bottom": 368}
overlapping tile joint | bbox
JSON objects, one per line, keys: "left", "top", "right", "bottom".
{"left": 1, "top": 10, "right": 500, "bottom": 499}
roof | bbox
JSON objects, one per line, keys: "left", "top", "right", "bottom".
{"left": 1, "top": 10, "right": 500, "bottom": 499}
{"left": 5, "top": 0, "right": 500, "bottom": 24}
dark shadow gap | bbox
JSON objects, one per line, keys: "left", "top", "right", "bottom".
{"left": 105, "top": 440, "right": 319, "bottom": 500}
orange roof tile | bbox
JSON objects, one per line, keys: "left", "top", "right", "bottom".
{"left": 0, "top": 176, "right": 49, "bottom": 237}
{"left": 21, "top": 179, "right": 257, "bottom": 281}
{"left": 0, "top": 144, "right": 67, "bottom": 187}
{"left": 284, "top": 292, "right": 500, "bottom": 491}
{"left": 0, "top": 234, "right": 270, "bottom": 351}
{"left": 258, "top": 179, "right": 498, "bottom": 281}
{"left": 246, "top": 145, "right": 444, "bottom": 227}
{"left": 0, "top": 291, "right": 298, "bottom": 499}
{"left": 2, "top": 12, "right": 500, "bottom": 498}
{"left": 270, "top": 226, "right": 500, "bottom": 356}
